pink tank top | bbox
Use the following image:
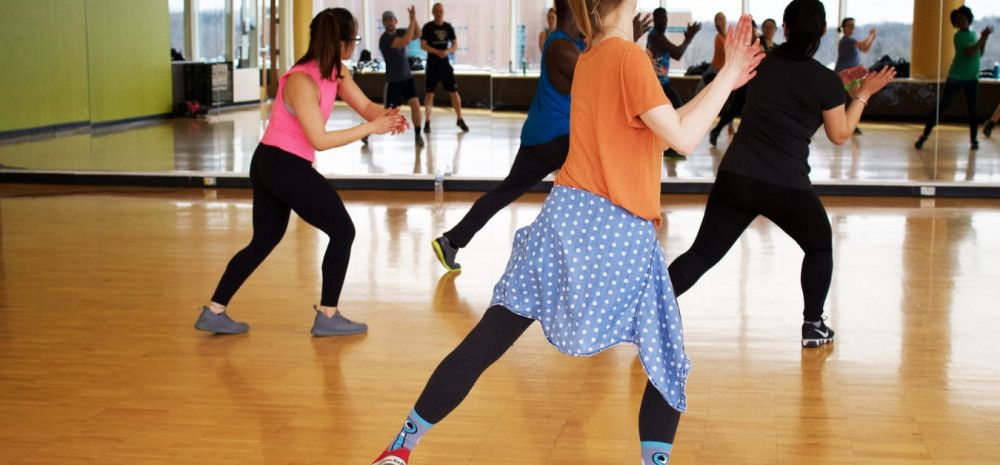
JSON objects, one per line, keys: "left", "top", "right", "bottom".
{"left": 260, "top": 61, "right": 340, "bottom": 162}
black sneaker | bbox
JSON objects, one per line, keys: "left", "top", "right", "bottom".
{"left": 424, "top": 121, "right": 431, "bottom": 134}
{"left": 985, "top": 120, "right": 995, "bottom": 138}
{"left": 457, "top": 119, "right": 469, "bottom": 132}
{"left": 802, "top": 319, "right": 835, "bottom": 348}
{"left": 431, "top": 236, "right": 461, "bottom": 272}
{"left": 362, "top": 135, "right": 369, "bottom": 145}
{"left": 416, "top": 133, "right": 425, "bottom": 147}
{"left": 914, "top": 135, "right": 927, "bottom": 150}
{"left": 663, "top": 149, "right": 687, "bottom": 160}
{"left": 853, "top": 127, "right": 863, "bottom": 135}
{"left": 971, "top": 140, "right": 979, "bottom": 151}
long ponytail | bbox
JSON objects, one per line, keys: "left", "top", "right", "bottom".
{"left": 296, "top": 8, "right": 356, "bottom": 81}
{"left": 775, "top": 0, "right": 826, "bottom": 60}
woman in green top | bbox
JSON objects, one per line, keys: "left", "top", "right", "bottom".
{"left": 915, "top": 6, "right": 993, "bottom": 151}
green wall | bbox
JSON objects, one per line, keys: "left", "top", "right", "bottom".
{"left": 86, "top": 0, "right": 172, "bottom": 123}
{"left": 0, "top": 0, "right": 91, "bottom": 132}
{"left": 0, "top": 0, "right": 172, "bottom": 133}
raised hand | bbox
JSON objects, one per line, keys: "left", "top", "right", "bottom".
{"left": 858, "top": 66, "right": 896, "bottom": 99}
{"left": 983, "top": 25, "right": 994, "bottom": 38}
{"left": 723, "top": 14, "right": 765, "bottom": 90}
{"left": 408, "top": 5, "right": 416, "bottom": 21}
{"left": 633, "top": 13, "right": 653, "bottom": 41}
{"left": 685, "top": 22, "right": 702, "bottom": 40}
{"left": 837, "top": 65, "right": 868, "bottom": 85}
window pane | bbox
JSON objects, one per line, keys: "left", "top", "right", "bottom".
{"left": 516, "top": 0, "right": 551, "bottom": 71}
{"left": 749, "top": 0, "right": 839, "bottom": 67}
{"left": 318, "top": 0, "right": 364, "bottom": 62}
{"left": 845, "top": 0, "right": 913, "bottom": 66}
{"left": 169, "top": 0, "right": 186, "bottom": 58}
{"left": 965, "top": 0, "right": 1000, "bottom": 69}
{"left": 198, "top": 0, "right": 226, "bottom": 61}
{"left": 654, "top": 1, "right": 742, "bottom": 73}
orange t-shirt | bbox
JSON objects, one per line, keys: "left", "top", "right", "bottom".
{"left": 555, "top": 37, "right": 670, "bottom": 225}
{"left": 712, "top": 33, "right": 726, "bottom": 70}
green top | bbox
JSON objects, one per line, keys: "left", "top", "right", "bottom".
{"left": 949, "top": 30, "right": 981, "bottom": 80}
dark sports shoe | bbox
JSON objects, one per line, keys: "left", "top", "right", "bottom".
{"left": 853, "top": 127, "right": 863, "bottom": 135}
{"left": 663, "top": 149, "right": 687, "bottom": 160}
{"left": 415, "top": 133, "right": 425, "bottom": 147}
{"left": 984, "top": 120, "right": 995, "bottom": 138}
{"left": 432, "top": 236, "right": 461, "bottom": 271}
{"left": 194, "top": 306, "right": 249, "bottom": 334}
{"left": 457, "top": 119, "right": 469, "bottom": 132}
{"left": 802, "top": 319, "right": 835, "bottom": 348}
{"left": 423, "top": 121, "right": 431, "bottom": 134}
{"left": 311, "top": 306, "right": 367, "bottom": 336}
{"left": 914, "top": 135, "right": 928, "bottom": 150}
{"left": 971, "top": 140, "right": 979, "bottom": 151}
{"left": 362, "top": 135, "right": 369, "bottom": 145}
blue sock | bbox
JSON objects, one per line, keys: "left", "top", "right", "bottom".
{"left": 641, "top": 441, "right": 673, "bottom": 465}
{"left": 388, "top": 409, "right": 434, "bottom": 451}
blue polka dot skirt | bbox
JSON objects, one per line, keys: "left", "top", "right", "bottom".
{"left": 491, "top": 186, "right": 692, "bottom": 412}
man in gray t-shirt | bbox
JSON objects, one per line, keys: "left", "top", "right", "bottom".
{"left": 378, "top": 7, "right": 424, "bottom": 147}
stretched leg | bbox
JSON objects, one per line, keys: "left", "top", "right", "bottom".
{"left": 268, "top": 164, "right": 356, "bottom": 309}
{"left": 407, "top": 96, "right": 423, "bottom": 129}
{"left": 921, "top": 79, "right": 961, "bottom": 137}
{"left": 211, "top": 150, "right": 291, "bottom": 307}
{"left": 992, "top": 101, "right": 1000, "bottom": 122}
{"left": 639, "top": 381, "right": 681, "bottom": 464}
{"left": 424, "top": 91, "right": 435, "bottom": 130}
{"left": 372, "top": 306, "right": 534, "bottom": 464}
{"left": 442, "top": 136, "right": 568, "bottom": 248}
{"left": 759, "top": 186, "right": 832, "bottom": 322}
{"left": 986, "top": 101, "right": 1000, "bottom": 138}
{"left": 667, "top": 172, "right": 759, "bottom": 297}
{"left": 962, "top": 80, "right": 979, "bottom": 145}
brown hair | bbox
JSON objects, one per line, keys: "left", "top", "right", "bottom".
{"left": 568, "top": 0, "right": 628, "bottom": 44}
{"left": 295, "top": 8, "right": 356, "bottom": 81}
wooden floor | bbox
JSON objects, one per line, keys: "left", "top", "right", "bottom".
{"left": 1, "top": 185, "right": 999, "bottom": 465}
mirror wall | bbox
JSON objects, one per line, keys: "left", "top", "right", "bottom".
{"left": 0, "top": 0, "right": 998, "bottom": 188}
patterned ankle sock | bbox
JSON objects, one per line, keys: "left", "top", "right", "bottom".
{"left": 388, "top": 409, "right": 434, "bottom": 452}
{"left": 641, "top": 441, "right": 673, "bottom": 465}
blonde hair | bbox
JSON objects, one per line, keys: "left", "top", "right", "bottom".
{"left": 568, "top": 0, "right": 627, "bottom": 44}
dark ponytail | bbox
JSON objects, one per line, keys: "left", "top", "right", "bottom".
{"left": 296, "top": 8, "right": 356, "bottom": 81}
{"left": 775, "top": 0, "right": 826, "bottom": 60}
{"left": 837, "top": 17, "right": 854, "bottom": 33}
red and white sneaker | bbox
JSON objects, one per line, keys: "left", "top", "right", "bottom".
{"left": 371, "top": 448, "right": 410, "bottom": 465}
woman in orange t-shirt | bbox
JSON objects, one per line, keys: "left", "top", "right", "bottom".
{"left": 369, "top": 2, "right": 762, "bottom": 465}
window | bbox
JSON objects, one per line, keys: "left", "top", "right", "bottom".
{"left": 439, "top": 0, "right": 509, "bottom": 70}
{"left": 844, "top": 0, "right": 913, "bottom": 67}
{"left": 515, "top": 0, "right": 551, "bottom": 71}
{"left": 169, "top": 0, "right": 187, "bottom": 59}
{"left": 319, "top": 0, "right": 364, "bottom": 62}
{"left": 965, "top": 0, "right": 1000, "bottom": 70}
{"left": 659, "top": 1, "right": 743, "bottom": 71}
{"left": 198, "top": 0, "right": 227, "bottom": 62}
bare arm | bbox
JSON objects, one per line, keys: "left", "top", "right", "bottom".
{"left": 544, "top": 39, "right": 580, "bottom": 95}
{"left": 539, "top": 31, "right": 547, "bottom": 53}
{"left": 856, "top": 29, "right": 876, "bottom": 53}
{"left": 447, "top": 36, "right": 458, "bottom": 55}
{"left": 640, "top": 16, "right": 763, "bottom": 155}
{"left": 666, "top": 22, "right": 701, "bottom": 60}
{"left": 822, "top": 66, "right": 896, "bottom": 144}
{"left": 284, "top": 72, "right": 407, "bottom": 151}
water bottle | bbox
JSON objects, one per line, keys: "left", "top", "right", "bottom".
{"left": 434, "top": 171, "right": 444, "bottom": 193}
{"left": 521, "top": 59, "right": 528, "bottom": 75}
{"left": 994, "top": 61, "right": 999, "bottom": 79}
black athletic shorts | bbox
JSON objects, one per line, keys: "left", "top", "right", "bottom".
{"left": 385, "top": 78, "right": 418, "bottom": 107}
{"left": 425, "top": 65, "right": 457, "bottom": 92}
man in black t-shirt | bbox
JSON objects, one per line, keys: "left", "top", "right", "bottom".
{"left": 420, "top": 2, "right": 468, "bottom": 133}
{"left": 379, "top": 7, "right": 424, "bottom": 147}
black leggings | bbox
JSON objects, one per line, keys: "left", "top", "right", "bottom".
{"left": 212, "top": 144, "right": 356, "bottom": 307}
{"left": 922, "top": 78, "right": 980, "bottom": 142}
{"left": 413, "top": 305, "right": 680, "bottom": 444}
{"left": 661, "top": 81, "right": 684, "bottom": 108}
{"left": 668, "top": 171, "right": 833, "bottom": 321}
{"left": 712, "top": 86, "right": 748, "bottom": 134}
{"left": 443, "top": 135, "right": 568, "bottom": 248}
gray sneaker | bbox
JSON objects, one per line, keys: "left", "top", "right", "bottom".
{"left": 194, "top": 306, "right": 249, "bottom": 334}
{"left": 432, "top": 236, "right": 461, "bottom": 272}
{"left": 311, "top": 306, "right": 368, "bottom": 336}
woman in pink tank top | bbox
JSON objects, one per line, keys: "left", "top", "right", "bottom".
{"left": 195, "top": 8, "right": 409, "bottom": 337}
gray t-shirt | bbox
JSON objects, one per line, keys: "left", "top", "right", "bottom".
{"left": 380, "top": 30, "right": 411, "bottom": 82}
{"left": 834, "top": 36, "right": 860, "bottom": 71}
{"left": 719, "top": 53, "right": 845, "bottom": 189}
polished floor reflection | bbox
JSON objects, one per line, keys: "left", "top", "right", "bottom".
{"left": 1, "top": 105, "right": 999, "bottom": 184}
{"left": 0, "top": 184, "right": 998, "bottom": 464}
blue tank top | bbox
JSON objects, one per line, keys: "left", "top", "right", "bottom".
{"left": 520, "top": 29, "right": 586, "bottom": 146}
